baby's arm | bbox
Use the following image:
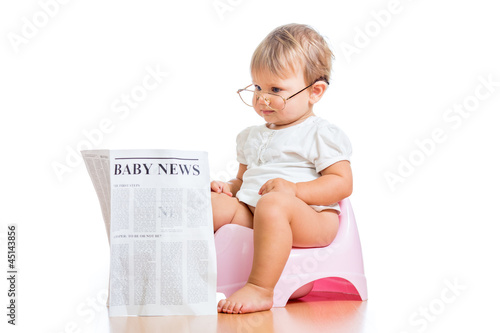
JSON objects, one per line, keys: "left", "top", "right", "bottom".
{"left": 297, "top": 160, "right": 353, "bottom": 205}
{"left": 259, "top": 160, "right": 352, "bottom": 206}
{"left": 210, "top": 163, "right": 247, "bottom": 197}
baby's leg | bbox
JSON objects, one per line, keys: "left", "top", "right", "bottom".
{"left": 211, "top": 192, "right": 253, "bottom": 231}
{"left": 217, "top": 192, "right": 339, "bottom": 314}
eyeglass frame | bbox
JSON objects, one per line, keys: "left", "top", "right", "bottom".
{"left": 237, "top": 77, "right": 330, "bottom": 111}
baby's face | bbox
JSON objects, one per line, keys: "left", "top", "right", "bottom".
{"left": 251, "top": 68, "right": 315, "bottom": 129}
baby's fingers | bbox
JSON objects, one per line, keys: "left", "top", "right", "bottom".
{"left": 211, "top": 181, "right": 223, "bottom": 193}
{"left": 211, "top": 181, "right": 233, "bottom": 197}
{"left": 219, "top": 182, "right": 233, "bottom": 197}
{"left": 222, "top": 188, "right": 233, "bottom": 197}
{"left": 220, "top": 183, "right": 233, "bottom": 197}
{"left": 258, "top": 181, "right": 272, "bottom": 195}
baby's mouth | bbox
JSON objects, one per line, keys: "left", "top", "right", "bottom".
{"left": 261, "top": 109, "right": 275, "bottom": 115}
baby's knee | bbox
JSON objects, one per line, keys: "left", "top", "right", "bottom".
{"left": 257, "top": 191, "right": 289, "bottom": 205}
{"left": 211, "top": 192, "right": 233, "bottom": 217}
{"left": 255, "top": 192, "right": 294, "bottom": 218}
{"left": 211, "top": 191, "right": 230, "bottom": 206}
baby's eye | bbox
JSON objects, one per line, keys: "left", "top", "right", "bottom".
{"left": 271, "top": 87, "right": 281, "bottom": 93}
{"left": 254, "top": 85, "right": 262, "bottom": 91}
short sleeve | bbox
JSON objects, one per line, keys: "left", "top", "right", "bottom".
{"left": 236, "top": 127, "right": 252, "bottom": 165}
{"left": 311, "top": 123, "right": 352, "bottom": 173}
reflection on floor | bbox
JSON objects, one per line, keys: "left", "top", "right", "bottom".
{"left": 108, "top": 292, "right": 373, "bottom": 333}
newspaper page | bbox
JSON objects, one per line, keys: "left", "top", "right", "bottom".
{"left": 82, "top": 149, "right": 217, "bottom": 316}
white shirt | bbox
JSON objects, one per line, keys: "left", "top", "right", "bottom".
{"left": 235, "top": 116, "right": 352, "bottom": 212}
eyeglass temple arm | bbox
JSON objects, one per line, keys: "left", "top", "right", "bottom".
{"left": 285, "top": 78, "right": 330, "bottom": 101}
{"left": 237, "top": 84, "right": 253, "bottom": 93}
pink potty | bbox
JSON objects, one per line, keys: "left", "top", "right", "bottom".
{"left": 214, "top": 198, "right": 367, "bottom": 307}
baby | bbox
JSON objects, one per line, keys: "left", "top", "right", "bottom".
{"left": 211, "top": 23, "right": 353, "bottom": 314}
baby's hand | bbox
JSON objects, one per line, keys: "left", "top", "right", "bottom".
{"left": 259, "top": 178, "right": 297, "bottom": 196}
{"left": 211, "top": 180, "right": 233, "bottom": 197}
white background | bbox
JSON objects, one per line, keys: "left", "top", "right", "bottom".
{"left": 1, "top": 0, "right": 499, "bottom": 332}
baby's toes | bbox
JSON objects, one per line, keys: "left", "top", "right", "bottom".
{"left": 224, "top": 300, "right": 237, "bottom": 313}
{"left": 221, "top": 300, "right": 235, "bottom": 313}
{"left": 217, "top": 299, "right": 228, "bottom": 313}
{"left": 232, "top": 302, "right": 244, "bottom": 314}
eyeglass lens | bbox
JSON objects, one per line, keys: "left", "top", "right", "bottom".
{"left": 239, "top": 90, "right": 285, "bottom": 111}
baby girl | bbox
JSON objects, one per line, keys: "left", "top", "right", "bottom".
{"left": 211, "top": 23, "right": 353, "bottom": 314}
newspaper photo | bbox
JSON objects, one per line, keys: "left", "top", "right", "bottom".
{"left": 82, "top": 149, "right": 217, "bottom": 316}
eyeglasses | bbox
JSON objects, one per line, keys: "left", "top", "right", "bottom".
{"left": 237, "top": 78, "right": 329, "bottom": 111}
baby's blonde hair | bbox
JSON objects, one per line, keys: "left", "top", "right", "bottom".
{"left": 251, "top": 23, "right": 334, "bottom": 84}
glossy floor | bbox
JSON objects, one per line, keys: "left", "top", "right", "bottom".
{"left": 105, "top": 292, "right": 376, "bottom": 333}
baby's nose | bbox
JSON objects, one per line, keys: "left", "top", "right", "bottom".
{"left": 256, "top": 94, "right": 271, "bottom": 106}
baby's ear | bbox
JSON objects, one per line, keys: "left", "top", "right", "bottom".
{"left": 309, "top": 81, "right": 328, "bottom": 104}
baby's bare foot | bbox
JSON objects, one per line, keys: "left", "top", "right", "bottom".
{"left": 217, "top": 283, "right": 274, "bottom": 314}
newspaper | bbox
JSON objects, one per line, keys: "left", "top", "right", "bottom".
{"left": 82, "top": 149, "right": 217, "bottom": 316}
